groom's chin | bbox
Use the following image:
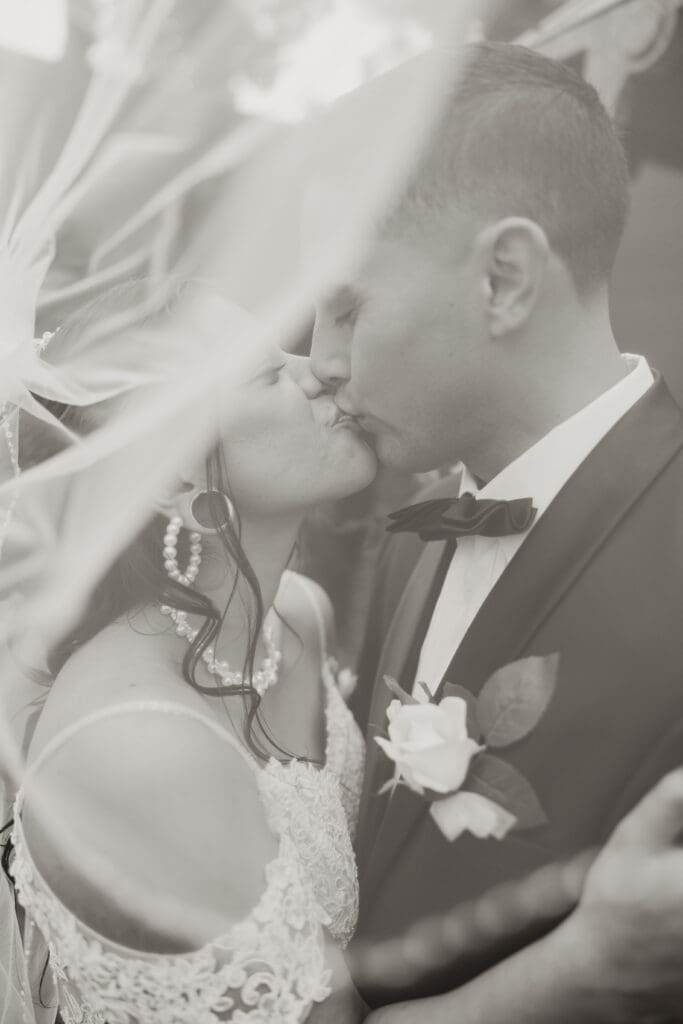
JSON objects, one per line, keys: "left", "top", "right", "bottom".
{"left": 373, "top": 436, "right": 442, "bottom": 476}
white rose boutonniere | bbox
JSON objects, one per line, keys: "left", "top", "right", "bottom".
{"left": 375, "top": 654, "right": 560, "bottom": 843}
{"left": 376, "top": 697, "right": 481, "bottom": 795}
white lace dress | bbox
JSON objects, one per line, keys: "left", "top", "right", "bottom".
{"left": 10, "top": 589, "right": 365, "bottom": 1024}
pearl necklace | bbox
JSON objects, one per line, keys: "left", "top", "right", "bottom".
{"left": 160, "top": 604, "right": 282, "bottom": 697}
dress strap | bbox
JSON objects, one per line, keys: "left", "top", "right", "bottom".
{"left": 22, "top": 699, "right": 257, "bottom": 791}
{"left": 282, "top": 570, "right": 328, "bottom": 660}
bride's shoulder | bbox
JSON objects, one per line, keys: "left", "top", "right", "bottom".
{"left": 277, "top": 570, "right": 336, "bottom": 659}
{"left": 29, "top": 615, "right": 196, "bottom": 754}
{"left": 23, "top": 634, "right": 279, "bottom": 950}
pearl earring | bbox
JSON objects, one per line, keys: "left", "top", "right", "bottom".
{"left": 163, "top": 516, "right": 202, "bottom": 586}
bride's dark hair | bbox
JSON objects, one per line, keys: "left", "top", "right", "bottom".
{"left": 22, "top": 278, "right": 294, "bottom": 763}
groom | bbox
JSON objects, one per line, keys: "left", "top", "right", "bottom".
{"left": 311, "top": 43, "right": 683, "bottom": 1020}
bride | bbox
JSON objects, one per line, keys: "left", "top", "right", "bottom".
{"left": 4, "top": 281, "right": 376, "bottom": 1024}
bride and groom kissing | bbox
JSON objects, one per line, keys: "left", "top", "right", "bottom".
{"left": 10, "top": 39, "right": 683, "bottom": 1024}
{"left": 310, "top": 40, "right": 683, "bottom": 1022}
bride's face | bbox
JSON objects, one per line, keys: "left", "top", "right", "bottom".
{"left": 220, "top": 348, "right": 377, "bottom": 516}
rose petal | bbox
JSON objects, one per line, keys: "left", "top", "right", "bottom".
{"left": 392, "top": 703, "right": 444, "bottom": 728}
{"left": 430, "top": 791, "right": 517, "bottom": 842}
{"left": 387, "top": 704, "right": 445, "bottom": 750}
{"left": 437, "top": 696, "right": 470, "bottom": 741}
{"left": 393, "top": 761, "right": 425, "bottom": 795}
{"left": 404, "top": 737, "right": 481, "bottom": 793}
{"left": 386, "top": 699, "right": 404, "bottom": 722}
{"left": 390, "top": 727, "right": 445, "bottom": 753}
{"left": 375, "top": 737, "right": 426, "bottom": 795}
{"left": 374, "top": 736, "right": 398, "bottom": 760}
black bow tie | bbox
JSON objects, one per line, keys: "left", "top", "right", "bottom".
{"left": 387, "top": 492, "right": 537, "bottom": 542}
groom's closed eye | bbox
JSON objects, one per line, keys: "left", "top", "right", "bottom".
{"left": 324, "top": 284, "right": 363, "bottom": 328}
{"left": 334, "top": 307, "right": 359, "bottom": 328}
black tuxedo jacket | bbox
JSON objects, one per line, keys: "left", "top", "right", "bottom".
{"left": 351, "top": 374, "right": 683, "bottom": 1005}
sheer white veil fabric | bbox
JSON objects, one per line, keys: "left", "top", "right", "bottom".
{"left": 0, "top": 2, "right": 479, "bottom": 1019}
{"left": 0, "top": 6, "right": 264, "bottom": 1018}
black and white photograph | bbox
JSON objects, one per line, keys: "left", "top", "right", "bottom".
{"left": 1, "top": 1, "right": 683, "bottom": 1022}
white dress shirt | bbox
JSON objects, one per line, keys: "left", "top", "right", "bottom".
{"left": 414, "top": 354, "right": 654, "bottom": 696}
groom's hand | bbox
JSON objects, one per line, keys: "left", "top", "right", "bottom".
{"left": 567, "top": 768, "right": 683, "bottom": 1021}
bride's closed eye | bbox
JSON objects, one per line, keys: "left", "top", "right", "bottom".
{"left": 266, "top": 364, "right": 286, "bottom": 385}
{"left": 251, "top": 359, "right": 286, "bottom": 386}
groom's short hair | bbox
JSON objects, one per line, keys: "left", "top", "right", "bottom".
{"left": 388, "top": 42, "right": 630, "bottom": 295}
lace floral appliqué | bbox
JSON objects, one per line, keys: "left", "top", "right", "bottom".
{"left": 11, "top": 660, "right": 365, "bottom": 1024}
{"left": 12, "top": 830, "right": 331, "bottom": 1024}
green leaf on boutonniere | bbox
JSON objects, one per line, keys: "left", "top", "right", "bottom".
{"left": 383, "top": 674, "right": 419, "bottom": 705}
{"left": 465, "top": 752, "right": 547, "bottom": 830}
{"left": 476, "top": 653, "right": 560, "bottom": 748}
{"left": 440, "top": 681, "right": 482, "bottom": 742}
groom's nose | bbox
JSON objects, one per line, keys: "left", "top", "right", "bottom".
{"left": 309, "top": 314, "right": 350, "bottom": 391}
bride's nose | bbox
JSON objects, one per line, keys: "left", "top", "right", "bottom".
{"left": 284, "top": 353, "right": 326, "bottom": 398}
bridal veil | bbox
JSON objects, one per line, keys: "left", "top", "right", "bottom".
{"left": 0, "top": 2, "right": 476, "bottom": 1019}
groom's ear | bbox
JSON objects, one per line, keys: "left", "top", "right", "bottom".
{"left": 476, "top": 217, "right": 550, "bottom": 338}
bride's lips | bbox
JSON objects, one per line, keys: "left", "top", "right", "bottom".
{"left": 312, "top": 395, "right": 356, "bottom": 429}
{"left": 329, "top": 407, "right": 369, "bottom": 435}
{"left": 330, "top": 407, "right": 377, "bottom": 451}
{"left": 330, "top": 410, "right": 359, "bottom": 429}
{"left": 311, "top": 395, "right": 376, "bottom": 449}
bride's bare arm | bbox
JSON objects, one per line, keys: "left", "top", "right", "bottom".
{"left": 23, "top": 706, "right": 278, "bottom": 950}
{"left": 366, "top": 770, "right": 683, "bottom": 1024}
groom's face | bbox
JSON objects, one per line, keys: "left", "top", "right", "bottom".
{"left": 310, "top": 234, "right": 486, "bottom": 472}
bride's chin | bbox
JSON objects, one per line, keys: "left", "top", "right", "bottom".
{"left": 330, "top": 438, "right": 378, "bottom": 490}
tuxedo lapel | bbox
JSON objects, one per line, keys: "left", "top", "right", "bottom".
{"left": 360, "top": 376, "right": 683, "bottom": 905}
{"left": 437, "top": 375, "right": 683, "bottom": 700}
{"left": 357, "top": 539, "right": 450, "bottom": 854}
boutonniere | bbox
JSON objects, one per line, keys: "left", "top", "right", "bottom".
{"left": 375, "top": 654, "right": 559, "bottom": 842}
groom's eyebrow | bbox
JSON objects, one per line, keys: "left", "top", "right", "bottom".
{"left": 322, "top": 283, "right": 361, "bottom": 311}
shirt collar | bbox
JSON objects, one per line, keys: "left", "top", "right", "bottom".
{"left": 461, "top": 354, "right": 654, "bottom": 525}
